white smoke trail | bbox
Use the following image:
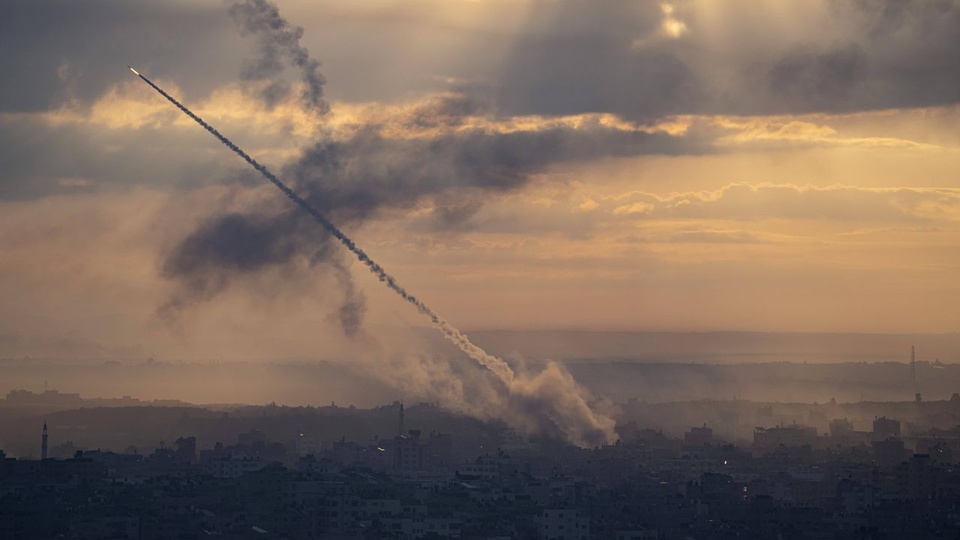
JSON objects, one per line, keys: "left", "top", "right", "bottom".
{"left": 132, "top": 70, "right": 515, "bottom": 384}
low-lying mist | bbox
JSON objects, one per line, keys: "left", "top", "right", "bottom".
{"left": 3, "top": 330, "right": 958, "bottom": 447}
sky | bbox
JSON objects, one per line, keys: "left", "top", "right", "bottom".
{"left": 3, "top": 0, "right": 960, "bottom": 364}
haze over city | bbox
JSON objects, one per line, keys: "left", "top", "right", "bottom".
{"left": 7, "top": 2, "right": 960, "bottom": 538}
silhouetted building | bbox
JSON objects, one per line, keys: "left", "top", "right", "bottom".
{"left": 915, "top": 438, "right": 956, "bottom": 465}
{"left": 872, "top": 438, "right": 905, "bottom": 467}
{"left": 615, "top": 421, "right": 640, "bottom": 444}
{"left": 684, "top": 425, "right": 713, "bottom": 446}
{"left": 398, "top": 400, "right": 405, "bottom": 437}
{"left": 873, "top": 416, "right": 900, "bottom": 439}
{"left": 615, "top": 531, "right": 659, "bottom": 540}
{"left": 175, "top": 436, "right": 197, "bottom": 463}
{"left": 836, "top": 479, "right": 878, "bottom": 515}
{"left": 395, "top": 430, "right": 425, "bottom": 471}
{"left": 753, "top": 425, "right": 816, "bottom": 455}
{"left": 41, "top": 422, "right": 47, "bottom": 460}
{"left": 237, "top": 429, "right": 268, "bottom": 447}
{"left": 897, "top": 454, "right": 939, "bottom": 501}
{"left": 539, "top": 508, "right": 589, "bottom": 540}
{"left": 829, "top": 418, "right": 853, "bottom": 438}
{"left": 426, "top": 432, "right": 453, "bottom": 470}
{"left": 7, "top": 389, "right": 82, "bottom": 406}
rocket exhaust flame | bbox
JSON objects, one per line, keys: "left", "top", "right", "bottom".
{"left": 128, "top": 67, "right": 515, "bottom": 384}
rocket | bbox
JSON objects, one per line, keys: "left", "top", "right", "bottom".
{"left": 127, "top": 65, "right": 140, "bottom": 76}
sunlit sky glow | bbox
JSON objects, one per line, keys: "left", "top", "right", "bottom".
{"left": 2, "top": 0, "right": 959, "bottom": 361}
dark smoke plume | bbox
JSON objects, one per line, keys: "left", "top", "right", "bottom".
{"left": 161, "top": 94, "right": 685, "bottom": 327}
{"left": 227, "top": 0, "right": 329, "bottom": 113}
{"left": 287, "top": 115, "right": 673, "bottom": 223}
{"left": 328, "top": 256, "right": 366, "bottom": 338}
{"left": 159, "top": 211, "right": 301, "bottom": 310}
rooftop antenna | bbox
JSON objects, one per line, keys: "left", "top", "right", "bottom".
{"left": 398, "top": 400, "right": 405, "bottom": 437}
{"left": 912, "top": 345, "right": 922, "bottom": 403}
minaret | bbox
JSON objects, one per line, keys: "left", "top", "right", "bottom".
{"left": 912, "top": 345, "right": 922, "bottom": 403}
{"left": 398, "top": 401, "right": 405, "bottom": 437}
{"left": 41, "top": 422, "right": 48, "bottom": 460}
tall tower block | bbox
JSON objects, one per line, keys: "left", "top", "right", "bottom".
{"left": 41, "top": 422, "right": 48, "bottom": 460}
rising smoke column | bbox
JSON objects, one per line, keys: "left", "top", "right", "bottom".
{"left": 227, "top": 0, "right": 329, "bottom": 113}
{"left": 129, "top": 67, "right": 515, "bottom": 384}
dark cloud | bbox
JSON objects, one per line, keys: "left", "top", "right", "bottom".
{"left": 767, "top": 44, "right": 868, "bottom": 112}
{"left": 852, "top": 0, "right": 957, "bottom": 38}
{"left": 7, "top": 0, "right": 960, "bottom": 118}
{"left": 849, "top": 0, "right": 960, "bottom": 109}
{"left": 0, "top": 113, "right": 240, "bottom": 200}
{"left": 746, "top": 0, "right": 960, "bottom": 113}
{"left": 0, "top": 0, "right": 247, "bottom": 113}
{"left": 494, "top": 1, "right": 702, "bottom": 121}
{"left": 493, "top": 0, "right": 960, "bottom": 117}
